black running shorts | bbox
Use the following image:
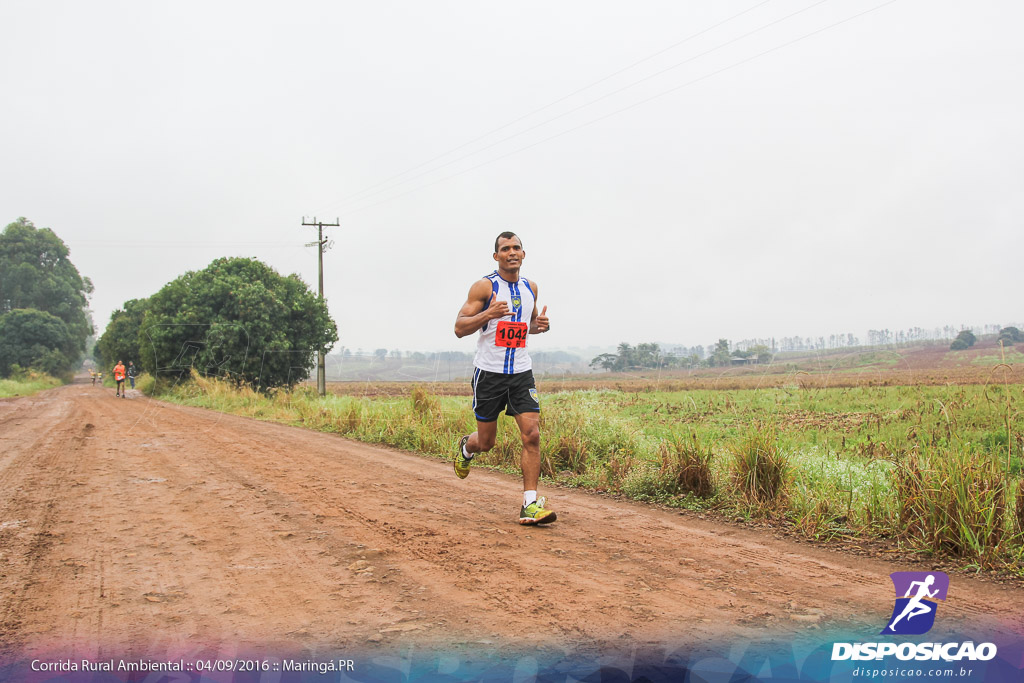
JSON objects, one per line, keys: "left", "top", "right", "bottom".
{"left": 471, "top": 368, "right": 539, "bottom": 422}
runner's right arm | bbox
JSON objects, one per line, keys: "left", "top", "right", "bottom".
{"left": 454, "top": 279, "right": 510, "bottom": 338}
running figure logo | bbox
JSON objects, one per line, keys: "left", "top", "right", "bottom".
{"left": 881, "top": 571, "right": 949, "bottom": 635}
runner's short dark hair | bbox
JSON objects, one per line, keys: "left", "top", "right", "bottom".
{"left": 494, "top": 231, "right": 520, "bottom": 253}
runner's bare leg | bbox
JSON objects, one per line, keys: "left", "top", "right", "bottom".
{"left": 467, "top": 420, "right": 498, "bottom": 454}
{"left": 514, "top": 412, "right": 540, "bottom": 492}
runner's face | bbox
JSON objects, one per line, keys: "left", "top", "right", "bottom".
{"left": 493, "top": 237, "right": 525, "bottom": 271}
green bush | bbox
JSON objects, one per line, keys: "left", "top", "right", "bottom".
{"left": 731, "top": 424, "right": 789, "bottom": 506}
{"left": 658, "top": 435, "right": 715, "bottom": 498}
{"left": 894, "top": 447, "right": 1013, "bottom": 563}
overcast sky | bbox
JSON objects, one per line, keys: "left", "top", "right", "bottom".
{"left": 2, "top": 0, "right": 1021, "bottom": 356}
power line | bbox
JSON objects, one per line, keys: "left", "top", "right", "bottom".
{"left": 334, "top": 0, "right": 901, "bottom": 219}
{"left": 68, "top": 240, "right": 305, "bottom": 248}
{"left": 323, "top": 0, "right": 836, "bottom": 216}
{"left": 312, "top": 0, "right": 778, "bottom": 216}
{"left": 302, "top": 216, "right": 339, "bottom": 396}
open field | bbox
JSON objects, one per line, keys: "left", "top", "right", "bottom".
{"left": 322, "top": 340, "right": 1024, "bottom": 396}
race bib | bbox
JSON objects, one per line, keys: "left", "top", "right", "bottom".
{"left": 494, "top": 320, "right": 528, "bottom": 348}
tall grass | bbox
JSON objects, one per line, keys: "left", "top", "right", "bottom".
{"left": 731, "top": 424, "right": 789, "bottom": 507}
{"left": 0, "top": 370, "right": 62, "bottom": 398}
{"left": 893, "top": 447, "right": 1016, "bottom": 563}
{"left": 657, "top": 434, "right": 715, "bottom": 498}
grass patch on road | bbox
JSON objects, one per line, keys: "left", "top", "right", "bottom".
{"left": 0, "top": 371, "right": 63, "bottom": 398}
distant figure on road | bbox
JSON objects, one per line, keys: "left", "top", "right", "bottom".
{"left": 113, "top": 360, "right": 126, "bottom": 399}
{"left": 127, "top": 361, "right": 137, "bottom": 390}
{"left": 453, "top": 232, "right": 555, "bottom": 525}
{"left": 90, "top": 370, "right": 97, "bottom": 385}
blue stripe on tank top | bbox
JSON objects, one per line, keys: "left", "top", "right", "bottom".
{"left": 499, "top": 278, "right": 511, "bottom": 374}
{"left": 509, "top": 280, "right": 522, "bottom": 373}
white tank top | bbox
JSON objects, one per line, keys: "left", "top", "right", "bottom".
{"left": 474, "top": 271, "right": 535, "bottom": 374}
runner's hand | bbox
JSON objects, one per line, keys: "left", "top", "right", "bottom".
{"left": 487, "top": 298, "right": 511, "bottom": 319}
{"left": 534, "top": 305, "right": 549, "bottom": 333}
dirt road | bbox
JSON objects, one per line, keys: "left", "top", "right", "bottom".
{"left": 1, "top": 383, "right": 1020, "bottom": 664}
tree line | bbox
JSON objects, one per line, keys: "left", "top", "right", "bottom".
{"left": 0, "top": 216, "right": 337, "bottom": 390}
{"left": 96, "top": 257, "right": 337, "bottom": 390}
{"left": 0, "top": 218, "right": 94, "bottom": 378}
{"left": 589, "top": 340, "right": 774, "bottom": 372}
{"left": 590, "top": 324, "right": 1022, "bottom": 372}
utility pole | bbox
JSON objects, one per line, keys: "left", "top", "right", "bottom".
{"left": 302, "top": 217, "right": 339, "bottom": 396}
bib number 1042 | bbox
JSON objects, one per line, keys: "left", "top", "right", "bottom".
{"left": 495, "top": 321, "right": 528, "bottom": 348}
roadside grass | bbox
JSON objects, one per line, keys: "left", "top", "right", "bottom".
{"left": 0, "top": 371, "right": 63, "bottom": 398}
{"left": 156, "top": 373, "right": 1024, "bottom": 571}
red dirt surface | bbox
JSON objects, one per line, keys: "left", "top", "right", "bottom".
{"left": 1, "top": 382, "right": 1021, "bottom": 662}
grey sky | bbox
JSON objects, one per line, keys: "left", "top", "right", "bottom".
{"left": 2, "top": 1, "right": 1021, "bottom": 355}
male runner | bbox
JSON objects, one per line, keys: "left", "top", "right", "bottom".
{"left": 113, "top": 360, "right": 126, "bottom": 398}
{"left": 453, "top": 232, "right": 554, "bottom": 525}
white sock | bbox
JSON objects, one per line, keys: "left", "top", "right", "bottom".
{"left": 462, "top": 441, "right": 474, "bottom": 459}
{"left": 523, "top": 490, "right": 537, "bottom": 507}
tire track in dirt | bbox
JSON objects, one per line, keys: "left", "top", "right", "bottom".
{"left": 1, "top": 384, "right": 1021, "bottom": 660}
{"left": 0, "top": 392, "right": 89, "bottom": 653}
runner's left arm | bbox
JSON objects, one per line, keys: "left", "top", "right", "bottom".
{"left": 528, "top": 281, "right": 549, "bottom": 334}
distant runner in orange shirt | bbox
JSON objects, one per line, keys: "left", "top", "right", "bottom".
{"left": 113, "top": 360, "right": 127, "bottom": 399}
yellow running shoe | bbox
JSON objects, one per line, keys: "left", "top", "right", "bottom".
{"left": 454, "top": 435, "right": 472, "bottom": 479}
{"left": 519, "top": 497, "right": 557, "bottom": 525}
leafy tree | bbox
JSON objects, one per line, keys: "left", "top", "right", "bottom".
{"left": 748, "top": 344, "right": 773, "bottom": 364}
{"left": 635, "top": 342, "right": 662, "bottom": 368}
{"left": 138, "top": 257, "right": 337, "bottom": 390}
{"left": 0, "top": 218, "right": 93, "bottom": 344}
{"left": 998, "top": 326, "right": 1022, "bottom": 346}
{"left": 710, "top": 339, "right": 732, "bottom": 367}
{"left": 96, "top": 298, "right": 150, "bottom": 369}
{"left": 592, "top": 344, "right": 666, "bottom": 371}
{"left": 0, "top": 309, "right": 80, "bottom": 376}
{"left": 950, "top": 329, "right": 976, "bottom": 350}
{"left": 0, "top": 219, "right": 94, "bottom": 376}
{"left": 615, "top": 342, "right": 635, "bottom": 370}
